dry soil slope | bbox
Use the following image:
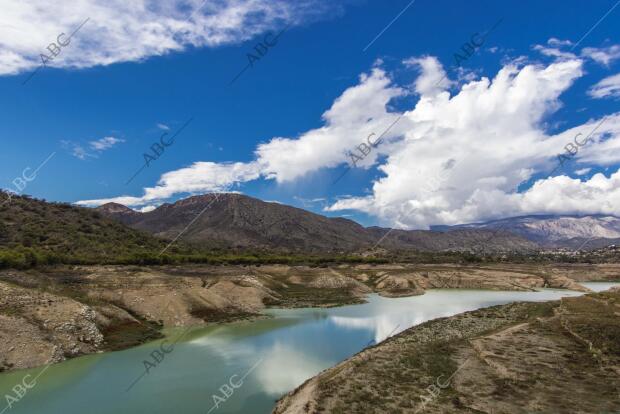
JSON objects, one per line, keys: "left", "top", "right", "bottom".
{"left": 274, "top": 290, "right": 620, "bottom": 414}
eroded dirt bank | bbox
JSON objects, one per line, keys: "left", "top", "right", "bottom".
{"left": 0, "top": 263, "right": 618, "bottom": 372}
{"left": 273, "top": 288, "right": 620, "bottom": 414}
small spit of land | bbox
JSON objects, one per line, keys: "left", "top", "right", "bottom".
{"left": 0, "top": 262, "right": 617, "bottom": 373}
{"left": 273, "top": 287, "right": 620, "bottom": 414}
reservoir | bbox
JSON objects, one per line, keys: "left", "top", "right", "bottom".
{"left": 0, "top": 282, "right": 616, "bottom": 414}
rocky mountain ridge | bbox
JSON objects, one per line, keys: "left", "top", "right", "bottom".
{"left": 97, "top": 193, "right": 538, "bottom": 253}
{"left": 433, "top": 214, "right": 620, "bottom": 250}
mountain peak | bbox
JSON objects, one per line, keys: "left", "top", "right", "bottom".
{"left": 97, "top": 202, "right": 137, "bottom": 215}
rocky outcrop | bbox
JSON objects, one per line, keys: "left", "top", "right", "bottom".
{"left": 544, "top": 271, "right": 591, "bottom": 292}
{"left": 371, "top": 272, "right": 425, "bottom": 297}
{"left": 0, "top": 280, "right": 144, "bottom": 371}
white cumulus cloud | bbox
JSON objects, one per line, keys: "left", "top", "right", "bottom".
{"left": 255, "top": 68, "right": 406, "bottom": 182}
{"left": 326, "top": 58, "right": 620, "bottom": 228}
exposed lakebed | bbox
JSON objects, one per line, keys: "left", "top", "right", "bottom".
{"left": 0, "top": 282, "right": 616, "bottom": 414}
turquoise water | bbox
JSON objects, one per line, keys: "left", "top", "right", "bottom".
{"left": 0, "top": 283, "right": 616, "bottom": 414}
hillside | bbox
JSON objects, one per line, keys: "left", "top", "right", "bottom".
{"left": 0, "top": 191, "right": 168, "bottom": 267}
{"left": 366, "top": 227, "right": 537, "bottom": 253}
{"left": 98, "top": 193, "right": 375, "bottom": 253}
{"left": 97, "top": 193, "right": 538, "bottom": 253}
{"left": 2, "top": 191, "right": 535, "bottom": 269}
{"left": 5, "top": 191, "right": 619, "bottom": 269}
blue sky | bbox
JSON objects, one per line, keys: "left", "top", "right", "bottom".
{"left": 1, "top": 0, "right": 619, "bottom": 228}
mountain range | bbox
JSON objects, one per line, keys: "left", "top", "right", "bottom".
{"left": 433, "top": 214, "right": 620, "bottom": 250}
{"left": 96, "top": 193, "right": 619, "bottom": 253}
{"left": 3, "top": 191, "right": 618, "bottom": 261}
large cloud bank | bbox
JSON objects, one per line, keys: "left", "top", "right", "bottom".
{"left": 77, "top": 48, "right": 620, "bottom": 229}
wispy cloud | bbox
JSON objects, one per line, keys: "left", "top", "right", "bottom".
{"left": 588, "top": 73, "right": 620, "bottom": 99}
{"left": 61, "top": 141, "right": 94, "bottom": 160}
{"left": 63, "top": 136, "right": 124, "bottom": 160}
{"left": 548, "top": 38, "right": 573, "bottom": 47}
{"left": 89, "top": 136, "right": 124, "bottom": 151}
{"left": 532, "top": 38, "right": 577, "bottom": 60}
{"left": 0, "top": 0, "right": 344, "bottom": 76}
{"left": 137, "top": 205, "right": 157, "bottom": 213}
{"left": 575, "top": 168, "right": 592, "bottom": 175}
{"left": 581, "top": 44, "right": 620, "bottom": 66}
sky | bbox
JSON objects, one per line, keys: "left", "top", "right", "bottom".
{"left": 1, "top": 0, "right": 620, "bottom": 229}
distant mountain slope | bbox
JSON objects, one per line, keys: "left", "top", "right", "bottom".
{"left": 432, "top": 214, "right": 620, "bottom": 249}
{"left": 98, "top": 194, "right": 377, "bottom": 253}
{"left": 0, "top": 192, "right": 168, "bottom": 264}
{"left": 97, "top": 193, "right": 538, "bottom": 253}
{"left": 366, "top": 227, "right": 538, "bottom": 253}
